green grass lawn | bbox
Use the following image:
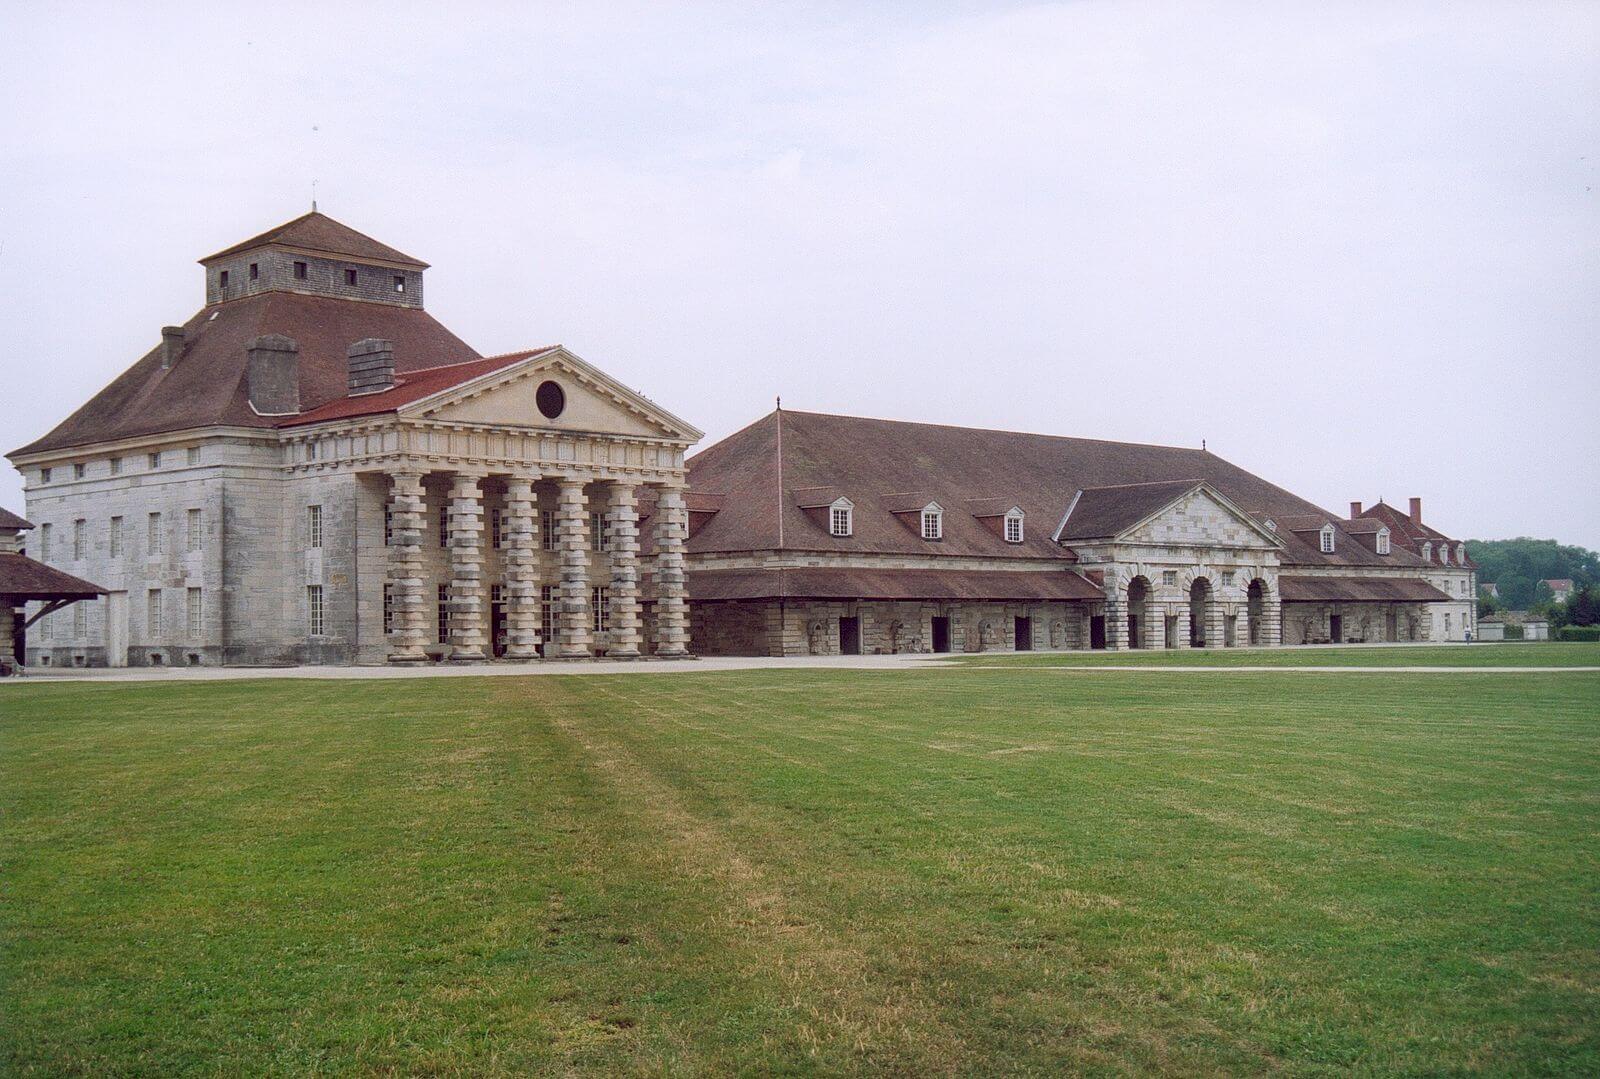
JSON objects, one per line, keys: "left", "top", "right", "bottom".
{"left": 3, "top": 669, "right": 1597, "bottom": 1075}
{"left": 961, "top": 641, "right": 1600, "bottom": 667}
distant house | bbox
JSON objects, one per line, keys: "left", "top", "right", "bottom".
{"left": 1542, "top": 579, "right": 1575, "bottom": 604}
{"left": 1481, "top": 582, "right": 1499, "bottom": 599}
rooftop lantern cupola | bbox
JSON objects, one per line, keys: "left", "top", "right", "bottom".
{"left": 198, "top": 210, "right": 429, "bottom": 309}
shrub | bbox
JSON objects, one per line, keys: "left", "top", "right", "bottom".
{"left": 1503, "top": 624, "right": 1524, "bottom": 640}
{"left": 1556, "top": 625, "right": 1600, "bottom": 642}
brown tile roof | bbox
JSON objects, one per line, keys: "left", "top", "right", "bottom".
{"left": 1056, "top": 479, "right": 1203, "bottom": 540}
{"left": 0, "top": 508, "right": 33, "bottom": 531}
{"left": 200, "top": 211, "right": 428, "bottom": 268}
{"left": 1278, "top": 576, "right": 1451, "bottom": 603}
{"left": 0, "top": 553, "right": 106, "bottom": 599}
{"left": 11, "top": 291, "right": 480, "bottom": 456}
{"left": 1359, "top": 501, "right": 1472, "bottom": 566}
{"left": 283, "top": 348, "right": 558, "bottom": 427}
{"left": 687, "top": 410, "right": 1421, "bottom": 568}
{"left": 687, "top": 567, "right": 1105, "bottom": 603}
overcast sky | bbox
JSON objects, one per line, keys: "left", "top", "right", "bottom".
{"left": 2, "top": 2, "right": 1596, "bottom": 546}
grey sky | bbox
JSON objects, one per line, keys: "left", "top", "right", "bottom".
{"left": 3, "top": 2, "right": 1596, "bottom": 546}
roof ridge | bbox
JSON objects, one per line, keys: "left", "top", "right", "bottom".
{"left": 780, "top": 408, "right": 1210, "bottom": 454}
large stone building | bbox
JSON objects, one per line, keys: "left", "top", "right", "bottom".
{"left": 8, "top": 212, "right": 701, "bottom": 667}
{"left": 8, "top": 212, "right": 1476, "bottom": 666}
{"left": 679, "top": 410, "right": 1477, "bottom": 655}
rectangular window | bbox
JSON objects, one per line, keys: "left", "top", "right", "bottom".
{"left": 591, "top": 512, "right": 608, "bottom": 551}
{"left": 39, "top": 467, "right": 51, "bottom": 484}
{"left": 1377, "top": 532, "right": 1390, "bottom": 555}
{"left": 110, "top": 516, "right": 123, "bottom": 558}
{"left": 110, "top": 456, "right": 122, "bottom": 476}
{"left": 540, "top": 584, "right": 554, "bottom": 648}
{"left": 219, "top": 270, "right": 229, "bottom": 289}
{"left": 1162, "top": 570, "right": 1178, "bottom": 587}
{"left": 345, "top": 268, "right": 358, "bottom": 286}
{"left": 439, "top": 508, "right": 450, "bottom": 547}
{"left": 187, "top": 508, "right": 203, "bottom": 552}
{"left": 307, "top": 585, "right": 324, "bottom": 636}
{"left": 1320, "top": 528, "right": 1335, "bottom": 553}
{"left": 1221, "top": 571, "right": 1235, "bottom": 587}
{"left": 541, "top": 509, "right": 555, "bottom": 551}
{"left": 305, "top": 441, "right": 318, "bottom": 462}
{"left": 592, "top": 586, "right": 610, "bottom": 633}
{"left": 147, "top": 512, "right": 163, "bottom": 555}
{"left": 148, "top": 451, "right": 161, "bottom": 469}
{"left": 921, "top": 511, "right": 941, "bottom": 540}
{"left": 74, "top": 463, "right": 86, "bottom": 480}
{"left": 383, "top": 583, "right": 394, "bottom": 635}
{"left": 187, "top": 446, "right": 201, "bottom": 466}
{"left": 73, "top": 519, "right": 85, "bottom": 560}
{"left": 830, "top": 506, "right": 851, "bottom": 537}
{"left": 393, "top": 275, "right": 406, "bottom": 293}
{"left": 307, "top": 505, "right": 323, "bottom": 549}
{"left": 384, "top": 506, "right": 394, "bottom": 546}
{"left": 147, "top": 588, "right": 163, "bottom": 637}
{"left": 1004, "top": 515, "right": 1023, "bottom": 543}
{"left": 294, "top": 261, "right": 308, "bottom": 280}
{"left": 492, "top": 509, "right": 505, "bottom": 550}
{"left": 249, "top": 262, "right": 259, "bottom": 280}
{"left": 39, "top": 523, "right": 51, "bottom": 561}
{"left": 437, "top": 584, "right": 450, "bottom": 644}
{"left": 187, "top": 588, "right": 203, "bottom": 639}
{"left": 73, "top": 602, "right": 86, "bottom": 639}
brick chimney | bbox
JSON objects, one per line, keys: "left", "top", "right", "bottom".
{"left": 246, "top": 334, "right": 300, "bottom": 415}
{"left": 1349, "top": 501, "right": 1363, "bottom": 520}
{"left": 1408, "top": 497, "right": 1423, "bottom": 524}
{"left": 347, "top": 338, "right": 396, "bottom": 395}
{"left": 160, "top": 326, "right": 186, "bottom": 370}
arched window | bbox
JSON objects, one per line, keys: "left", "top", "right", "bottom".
{"left": 1376, "top": 528, "right": 1391, "bottom": 555}
{"left": 1456, "top": 543, "right": 1466, "bottom": 564}
{"left": 1421, "top": 542, "right": 1432, "bottom": 563}
{"left": 1440, "top": 544, "right": 1450, "bottom": 565}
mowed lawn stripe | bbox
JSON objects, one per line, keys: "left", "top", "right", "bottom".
{"left": 2, "top": 670, "right": 1596, "bottom": 1074}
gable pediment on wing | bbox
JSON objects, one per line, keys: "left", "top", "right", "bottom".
{"left": 1119, "top": 485, "right": 1284, "bottom": 550}
{"left": 407, "top": 347, "right": 701, "bottom": 441}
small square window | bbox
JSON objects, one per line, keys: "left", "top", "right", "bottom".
{"left": 249, "top": 262, "right": 259, "bottom": 281}
{"left": 110, "top": 457, "right": 122, "bottom": 476}
{"left": 345, "top": 268, "right": 359, "bottom": 286}
{"left": 148, "top": 451, "right": 161, "bottom": 469}
{"left": 294, "top": 261, "right": 308, "bottom": 280}
{"left": 73, "top": 463, "right": 85, "bottom": 480}
{"left": 1163, "top": 570, "right": 1178, "bottom": 586}
{"left": 187, "top": 447, "right": 201, "bottom": 466}
{"left": 39, "top": 467, "right": 51, "bottom": 484}
{"left": 393, "top": 275, "right": 406, "bottom": 293}
{"left": 1221, "top": 571, "right": 1235, "bottom": 586}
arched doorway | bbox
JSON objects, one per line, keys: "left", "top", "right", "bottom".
{"left": 1189, "top": 577, "right": 1213, "bottom": 647}
{"left": 1247, "top": 579, "right": 1266, "bottom": 645}
{"left": 1127, "top": 576, "right": 1152, "bottom": 649}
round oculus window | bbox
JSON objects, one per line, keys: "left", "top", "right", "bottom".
{"left": 535, "top": 380, "right": 566, "bottom": 419}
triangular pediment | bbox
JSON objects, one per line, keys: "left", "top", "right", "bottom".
{"left": 407, "top": 347, "right": 701, "bottom": 441}
{"left": 1119, "top": 484, "right": 1284, "bottom": 550}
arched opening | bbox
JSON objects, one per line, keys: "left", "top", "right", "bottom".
{"left": 1189, "top": 577, "right": 1213, "bottom": 647}
{"left": 1127, "top": 576, "right": 1152, "bottom": 649}
{"left": 1247, "top": 579, "right": 1266, "bottom": 645}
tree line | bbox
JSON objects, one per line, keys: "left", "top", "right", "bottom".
{"left": 1466, "top": 537, "right": 1599, "bottom": 617}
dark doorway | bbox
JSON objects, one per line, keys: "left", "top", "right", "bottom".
{"left": 1385, "top": 610, "right": 1398, "bottom": 642}
{"left": 1013, "top": 617, "right": 1032, "bottom": 651}
{"left": 1189, "top": 578, "right": 1212, "bottom": 647}
{"left": 10, "top": 620, "right": 24, "bottom": 668}
{"left": 490, "top": 600, "right": 507, "bottom": 658}
{"left": 1089, "top": 615, "right": 1107, "bottom": 650}
{"left": 839, "top": 616, "right": 861, "bottom": 655}
{"left": 1127, "top": 614, "right": 1140, "bottom": 649}
{"left": 931, "top": 616, "right": 951, "bottom": 653}
{"left": 1330, "top": 614, "right": 1343, "bottom": 643}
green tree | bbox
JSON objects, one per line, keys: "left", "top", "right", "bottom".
{"left": 1465, "top": 538, "right": 1600, "bottom": 609}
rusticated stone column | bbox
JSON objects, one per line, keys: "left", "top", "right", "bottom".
{"left": 1102, "top": 593, "right": 1126, "bottom": 650}
{"left": 503, "top": 475, "right": 540, "bottom": 660}
{"left": 386, "top": 471, "right": 428, "bottom": 664}
{"left": 653, "top": 485, "right": 689, "bottom": 657}
{"left": 447, "top": 474, "right": 488, "bottom": 663}
{"left": 1174, "top": 607, "right": 1192, "bottom": 648}
{"left": 1208, "top": 599, "right": 1227, "bottom": 650}
{"left": 556, "top": 477, "right": 591, "bottom": 658}
{"left": 605, "top": 482, "right": 642, "bottom": 658}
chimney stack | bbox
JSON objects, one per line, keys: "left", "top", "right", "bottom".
{"left": 347, "top": 338, "right": 396, "bottom": 395}
{"left": 246, "top": 334, "right": 301, "bottom": 415}
{"left": 160, "top": 326, "right": 186, "bottom": 370}
{"left": 1349, "top": 501, "right": 1363, "bottom": 520}
{"left": 1408, "top": 497, "right": 1423, "bottom": 524}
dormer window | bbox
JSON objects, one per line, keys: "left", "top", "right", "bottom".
{"left": 1264, "top": 519, "right": 1276, "bottom": 532}
{"left": 829, "top": 498, "right": 853, "bottom": 537}
{"left": 1439, "top": 544, "right": 1450, "bottom": 565}
{"left": 1421, "top": 541, "right": 1433, "bottom": 563}
{"left": 1376, "top": 527, "right": 1391, "bottom": 555}
{"left": 921, "top": 505, "right": 943, "bottom": 540}
{"left": 1319, "top": 524, "right": 1335, "bottom": 553}
{"left": 1004, "top": 510, "right": 1024, "bottom": 543}
{"left": 1456, "top": 543, "right": 1466, "bottom": 564}
{"left": 294, "top": 261, "right": 308, "bottom": 280}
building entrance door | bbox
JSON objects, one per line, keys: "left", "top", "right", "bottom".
{"left": 1385, "top": 610, "right": 1397, "bottom": 642}
{"left": 1089, "top": 615, "right": 1106, "bottom": 649}
{"left": 1014, "top": 617, "right": 1032, "bottom": 651}
{"left": 930, "top": 616, "right": 950, "bottom": 653}
{"left": 839, "top": 616, "right": 861, "bottom": 655}
{"left": 106, "top": 591, "right": 128, "bottom": 667}
{"left": 1329, "top": 614, "right": 1343, "bottom": 643}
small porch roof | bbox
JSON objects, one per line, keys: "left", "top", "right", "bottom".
{"left": 0, "top": 553, "right": 108, "bottom": 601}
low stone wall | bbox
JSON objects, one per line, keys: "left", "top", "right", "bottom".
{"left": 690, "top": 599, "right": 1094, "bottom": 657}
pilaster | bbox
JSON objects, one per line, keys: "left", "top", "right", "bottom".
{"left": 556, "top": 478, "right": 591, "bottom": 658}
{"left": 605, "top": 482, "right": 642, "bottom": 658}
{"left": 503, "top": 475, "right": 540, "bottom": 660}
{"left": 386, "top": 471, "right": 428, "bottom": 664}
{"left": 447, "top": 474, "right": 488, "bottom": 662}
{"left": 654, "top": 485, "right": 689, "bottom": 657}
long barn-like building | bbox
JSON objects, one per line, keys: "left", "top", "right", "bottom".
{"left": 7, "top": 212, "right": 1475, "bottom": 667}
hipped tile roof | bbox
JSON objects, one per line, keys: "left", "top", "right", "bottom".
{"left": 200, "top": 211, "right": 428, "bottom": 268}
{"left": 0, "top": 553, "right": 106, "bottom": 600}
{"left": 283, "top": 348, "right": 558, "bottom": 426}
{"left": 0, "top": 508, "right": 33, "bottom": 531}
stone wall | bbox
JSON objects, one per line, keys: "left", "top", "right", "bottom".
{"left": 206, "top": 250, "right": 423, "bottom": 309}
